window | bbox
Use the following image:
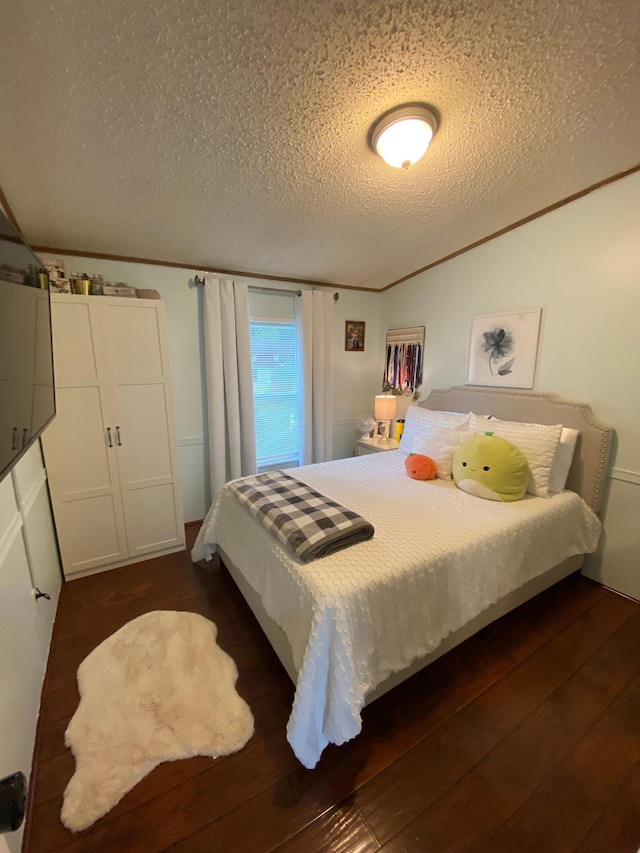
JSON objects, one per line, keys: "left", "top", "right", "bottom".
{"left": 250, "top": 320, "right": 300, "bottom": 470}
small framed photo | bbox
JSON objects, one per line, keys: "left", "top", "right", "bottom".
{"left": 345, "top": 320, "right": 365, "bottom": 351}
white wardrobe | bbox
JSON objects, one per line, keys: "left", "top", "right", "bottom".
{"left": 42, "top": 294, "right": 185, "bottom": 577}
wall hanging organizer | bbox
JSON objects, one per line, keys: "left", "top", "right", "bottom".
{"left": 383, "top": 326, "right": 425, "bottom": 395}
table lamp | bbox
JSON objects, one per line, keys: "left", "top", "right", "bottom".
{"left": 375, "top": 394, "right": 397, "bottom": 443}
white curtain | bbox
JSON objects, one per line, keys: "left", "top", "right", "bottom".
{"left": 295, "top": 290, "right": 334, "bottom": 465}
{"left": 203, "top": 276, "right": 257, "bottom": 498}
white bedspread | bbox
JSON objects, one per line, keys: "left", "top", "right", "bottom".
{"left": 192, "top": 451, "right": 601, "bottom": 769}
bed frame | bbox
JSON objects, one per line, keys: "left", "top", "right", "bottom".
{"left": 220, "top": 387, "right": 613, "bottom": 704}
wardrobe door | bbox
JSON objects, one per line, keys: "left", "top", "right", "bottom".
{"left": 102, "top": 299, "right": 185, "bottom": 557}
{"left": 41, "top": 297, "right": 129, "bottom": 574}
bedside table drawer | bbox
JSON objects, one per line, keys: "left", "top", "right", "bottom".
{"left": 356, "top": 443, "right": 380, "bottom": 456}
{"left": 356, "top": 439, "right": 400, "bottom": 455}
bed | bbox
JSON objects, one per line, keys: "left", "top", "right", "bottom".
{"left": 192, "top": 386, "right": 612, "bottom": 769}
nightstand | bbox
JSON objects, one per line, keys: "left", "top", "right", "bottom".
{"left": 355, "top": 437, "right": 400, "bottom": 456}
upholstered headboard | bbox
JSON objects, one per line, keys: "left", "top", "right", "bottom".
{"left": 420, "top": 386, "right": 613, "bottom": 513}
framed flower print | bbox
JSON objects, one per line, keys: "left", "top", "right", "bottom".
{"left": 467, "top": 308, "right": 541, "bottom": 388}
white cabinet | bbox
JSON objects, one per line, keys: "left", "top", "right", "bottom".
{"left": 42, "top": 295, "right": 185, "bottom": 577}
{"left": 0, "top": 444, "right": 61, "bottom": 853}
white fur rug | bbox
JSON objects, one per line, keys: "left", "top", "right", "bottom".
{"left": 61, "top": 610, "right": 254, "bottom": 833}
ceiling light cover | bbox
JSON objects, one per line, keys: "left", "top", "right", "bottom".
{"left": 371, "top": 105, "right": 439, "bottom": 169}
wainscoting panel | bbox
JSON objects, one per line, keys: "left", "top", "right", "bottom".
{"left": 610, "top": 467, "right": 640, "bottom": 486}
{"left": 333, "top": 418, "right": 358, "bottom": 460}
{"left": 176, "top": 438, "right": 208, "bottom": 523}
{"left": 583, "top": 473, "right": 640, "bottom": 601}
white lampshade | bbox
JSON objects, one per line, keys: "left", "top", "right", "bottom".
{"left": 371, "top": 105, "right": 438, "bottom": 169}
{"left": 375, "top": 394, "right": 396, "bottom": 420}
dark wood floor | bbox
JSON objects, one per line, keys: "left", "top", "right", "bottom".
{"left": 23, "top": 523, "right": 640, "bottom": 853}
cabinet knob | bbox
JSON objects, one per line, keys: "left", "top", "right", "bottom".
{"left": 115, "top": 426, "right": 122, "bottom": 446}
{"left": 11, "top": 427, "right": 18, "bottom": 450}
{"left": 106, "top": 427, "right": 113, "bottom": 447}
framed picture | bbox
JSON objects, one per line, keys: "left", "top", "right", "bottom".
{"left": 467, "top": 308, "right": 541, "bottom": 388}
{"left": 345, "top": 320, "right": 366, "bottom": 351}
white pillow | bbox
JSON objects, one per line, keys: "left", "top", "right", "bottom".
{"left": 412, "top": 435, "right": 457, "bottom": 479}
{"left": 468, "top": 413, "right": 562, "bottom": 498}
{"left": 428, "top": 424, "right": 468, "bottom": 446}
{"left": 548, "top": 427, "right": 580, "bottom": 494}
{"left": 400, "top": 406, "right": 469, "bottom": 454}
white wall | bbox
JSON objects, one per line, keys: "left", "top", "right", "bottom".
{"left": 47, "top": 259, "right": 383, "bottom": 520}
{"left": 0, "top": 443, "right": 61, "bottom": 853}
{"left": 381, "top": 171, "right": 640, "bottom": 600}
{"left": 332, "top": 288, "right": 384, "bottom": 458}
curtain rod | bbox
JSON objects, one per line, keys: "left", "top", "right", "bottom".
{"left": 194, "top": 273, "right": 339, "bottom": 301}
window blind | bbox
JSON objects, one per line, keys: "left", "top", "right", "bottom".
{"left": 385, "top": 326, "right": 425, "bottom": 346}
{"left": 250, "top": 321, "right": 300, "bottom": 470}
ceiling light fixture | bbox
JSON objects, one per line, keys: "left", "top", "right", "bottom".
{"left": 370, "top": 104, "right": 439, "bottom": 170}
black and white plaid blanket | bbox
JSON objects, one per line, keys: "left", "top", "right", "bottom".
{"left": 227, "top": 471, "right": 374, "bottom": 563}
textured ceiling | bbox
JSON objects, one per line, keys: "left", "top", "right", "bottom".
{"left": 0, "top": 0, "right": 639, "bottom": 290}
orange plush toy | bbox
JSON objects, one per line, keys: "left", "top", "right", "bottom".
{"left": 404, "top": 453, "right": 437, "bottom": 480}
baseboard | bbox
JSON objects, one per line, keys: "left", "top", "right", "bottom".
{"left": 64, "top": 541, "right": 187, "bottom": 581}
